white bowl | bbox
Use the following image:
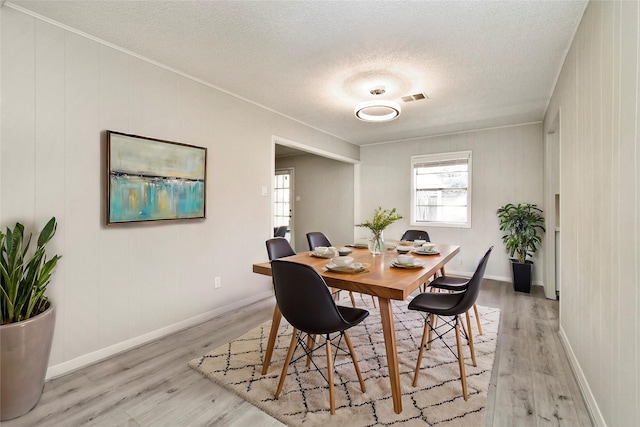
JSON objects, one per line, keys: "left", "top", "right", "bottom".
{"left": 422, "top": 243, "right": 437, "bottom": 251}
{"left": 414, "top": 239, "right": 427, "bottom": 246}
{"left": 332, "top": 256, "right": 354, "bottom": 267}
{"left": 397, "top": 255, "right": 415, "bottom": 265}
{"left": 396, "top": 245, "right": 412, "bottom": 254}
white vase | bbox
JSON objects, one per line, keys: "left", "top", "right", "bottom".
{"left": 368, "top": 231, "right": 384, "bottom": 255}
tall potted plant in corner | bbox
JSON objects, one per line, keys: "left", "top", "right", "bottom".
{"left": 497, "top": 203, "right": 545, "bottom": 293}
{"left": 356, "top": 207, "right": 403, "bottom": 254}
{"left": 0, "top": 217, "right": 61, "bottom": 420}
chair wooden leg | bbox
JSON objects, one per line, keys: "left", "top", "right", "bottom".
{"left": 325, "top": 335, "right": 336, "bottom": 415}
{"left": 371, "top": 295, "right": 377, "bottom": 308}
{"left": 473, "top": 303, "right": 483, "bottom": 335}
{"left": 343, "top": 331, "right": 366, "bottom": 392}
{"left": 305, "top": 334, "right": 316, "bottom": 368}
{"left": 427, "top": 313, "right": 436, "bottom": 350}
{"left": 348, "top": 291, "right": 356, "bottom": 308}
{"left": 261, "top": 303, "right": 282, "bottom": 375}
{"left": 454, "top": 318, "right": 468, "bottom": 400}
{"left": 275, "top": 328, "right": 299, "bottom": 399}
{"left": 413, "top": 319, "right": 430, "bottom": 387}
{"left": 465, "top": 311, "right": 477, "bottom": 367}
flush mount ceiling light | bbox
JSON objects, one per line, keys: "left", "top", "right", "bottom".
{"left": 354, "top": 100, "right": 401, "bottom": 122}
{"left": 355, "top": 85, "right": 401, "bottom": 122}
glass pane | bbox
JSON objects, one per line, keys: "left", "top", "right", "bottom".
{"left": 416, "top": 189, "right": 467, "bottom": 207}
{"left": 415, "top": 205, "right": 467, "bottom": 223}
{"left": 415, "top": 170, "right": 468, "bottom": 189}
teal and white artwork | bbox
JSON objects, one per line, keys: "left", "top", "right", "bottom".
{"left": 107, "top": 131, "right": 206, "bottom": 224}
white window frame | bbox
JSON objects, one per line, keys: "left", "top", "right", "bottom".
{"left": 410, "top": 151, "right": 472, "bottom": 228}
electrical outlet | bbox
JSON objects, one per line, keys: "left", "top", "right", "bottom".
{"left": 214, "top": 277, "right": 222, "bottom": 289}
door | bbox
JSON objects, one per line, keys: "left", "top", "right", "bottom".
{"left": 274, "top": 168, "right": 294, "bottom": 244}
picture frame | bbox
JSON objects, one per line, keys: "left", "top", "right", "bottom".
{"left": 106, "top": 131, "right": 206, "bottom": 224}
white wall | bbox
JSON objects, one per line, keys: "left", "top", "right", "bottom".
{"left": 545, "top": 1, "right": 639, "bottom": 426}
{"left": 0, "top": 7, "right": 358, "bottom": 377}
{"left": 275, "top": 154, "right": 355, "bottom": 252}
{"left": 359, "top": 123, "right": 544, "bottom": 282}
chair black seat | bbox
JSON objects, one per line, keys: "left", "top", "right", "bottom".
{"left": 429, "top": 275, "right": 469, "bottom": 292}
{"left": 337, "top": 306, "right": 370, "bottom": 328}
{"left": 408, "top": 292, "right": 465, "bottom": 315}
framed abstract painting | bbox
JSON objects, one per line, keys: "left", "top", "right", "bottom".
{"left": 106, "top": 131, "right": 206, "bottom": 224}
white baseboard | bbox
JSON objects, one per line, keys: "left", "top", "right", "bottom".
{"left": 46, "top": 290, "right": 274, "bottom": 379}
{"left": 558, "top": 326, "right": 604, "bottom": 427}
{"left": 445, "top": 270, "right": 544, "bottom": 289}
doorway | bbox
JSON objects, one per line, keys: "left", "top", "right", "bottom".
{"left": 544, "top": 113, "right": 560, "bottom": 300}
{"left": 272, "top": 136, "right": 359, "bottom": 252}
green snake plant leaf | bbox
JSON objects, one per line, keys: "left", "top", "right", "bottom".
{"left": 0, "top": 218, "right": 61, "bottom": 325}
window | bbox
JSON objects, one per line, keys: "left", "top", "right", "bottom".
{"left": 411, "top": 151, "right": 472, "bottom": 228}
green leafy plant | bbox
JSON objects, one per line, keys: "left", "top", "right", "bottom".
{"left": 356, "top": 207, "right": 403, "bottom": 236}
{"left": 0, "top": 217, "right": 61, "bottom": 325}
{"left": 497, "top": 203, "right": 545, "bottom": 264}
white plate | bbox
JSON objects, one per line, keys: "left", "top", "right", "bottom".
{"left": 412, "top": 249, "right": 440, "bottom": 255}
{"left": 391, "top": 259, "right": 425, "bottom": 269}
{"left": 346, "top": 243, "right": 368, "bottom": 249}
{"left": 310, "top": 252, "right": 334, "bottom": 258}
{"left": 325, "top": 262, "right": 370, "bottom": 273}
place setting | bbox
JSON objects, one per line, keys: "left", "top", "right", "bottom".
{"left": 390, "top": 254, "right": 426, "bottom": 269}
{"left": 311, "top": 245, "right": 355, "bottom": 257}
{"left": 412, "top": 242, "right": 440, "bottom": 255}
{"left": 324, "top": 255, "right": 370, "bottom": 273}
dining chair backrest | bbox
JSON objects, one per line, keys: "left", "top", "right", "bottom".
{"left": 271, "top": 260, "right": 353, "bottom": 335}
{"left": 400, "top": 230, "right": 431, "bottom": 242}
{"left": 306, "top": 232, "right": 332, "bottom": 251}
{"left": 453, "top": 246, "right": 493, "bottom": 314}
{"left": 274, "top": 225, "right": 288, "bottom": 238}
{"left": 266, "top": 238, "right": 296, "bottom": 261}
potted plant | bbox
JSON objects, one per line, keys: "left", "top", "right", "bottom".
{"left": 0, "top": 217, "right": 61, "bottom": 420}
{"left": 356, "top": 207, "right": 403, "bottom": 254}
{"left": 497, "top": 203, "right": 545, "bottom": 293}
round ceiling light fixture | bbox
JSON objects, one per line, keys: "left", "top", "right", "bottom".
{"left": 355, "top": 100, "right": 401, "bottom": 122}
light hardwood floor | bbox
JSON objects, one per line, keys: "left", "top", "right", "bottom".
{"left": 4, "top": 280, "right": 592, "bottom": 426}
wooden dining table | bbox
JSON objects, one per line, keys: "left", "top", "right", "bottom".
{"left": 252, "top": 243, "right": 460, "bottom": 414}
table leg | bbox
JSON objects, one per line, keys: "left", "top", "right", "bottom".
{"left": 261, "top": 303, "right": 282, "bottom": 375}
{"left": 378, "top": 297, "right": 403, "bottom": 414}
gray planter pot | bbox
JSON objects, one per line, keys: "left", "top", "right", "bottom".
{"left": 0, "top": 305, "right": 55, "bottom": 420}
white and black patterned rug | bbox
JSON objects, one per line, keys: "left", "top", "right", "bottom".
{"left": 189, "top": 295, "right": 500, "bottom": 426}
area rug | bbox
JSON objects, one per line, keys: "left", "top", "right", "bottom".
{"left": 189, "top": 296, "right": 500, "bottom": 426}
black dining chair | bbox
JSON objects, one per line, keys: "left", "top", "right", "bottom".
{"left": 408, "top": 246, "right": 492, "bottom": 400}
{"left": 306, "top": 231, "right": 376, "bottom": 308}
{"left": 400, "top": 229, "right": 431, "bottom": 242}
{"left": 306, "top": 231, "right": 332, "bottom": 250}
{"left": 266, "top": 237, "right": 295, "bottom": 261}
{"left": 428, "top": 267, "right": 485, "bottom": 335}
{"left": 271, "top": 260, "right": 369, "bottom": 415}
{"left": 400, "top": 229, "right": 433, "bottom": 291}
{"left": 273, "top": 225, "right": 288, "bottom": 238}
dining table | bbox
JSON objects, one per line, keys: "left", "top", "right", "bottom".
{"left": 252, "top": 243, "right": 460, "bottom": 414}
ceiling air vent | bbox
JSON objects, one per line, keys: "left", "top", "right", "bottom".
{"left": 401, "top": 93, "right": 428, "bottom": 103}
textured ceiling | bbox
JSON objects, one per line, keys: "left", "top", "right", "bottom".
{"left": 8, "top": 1, "right": 587, "bottom": 145}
